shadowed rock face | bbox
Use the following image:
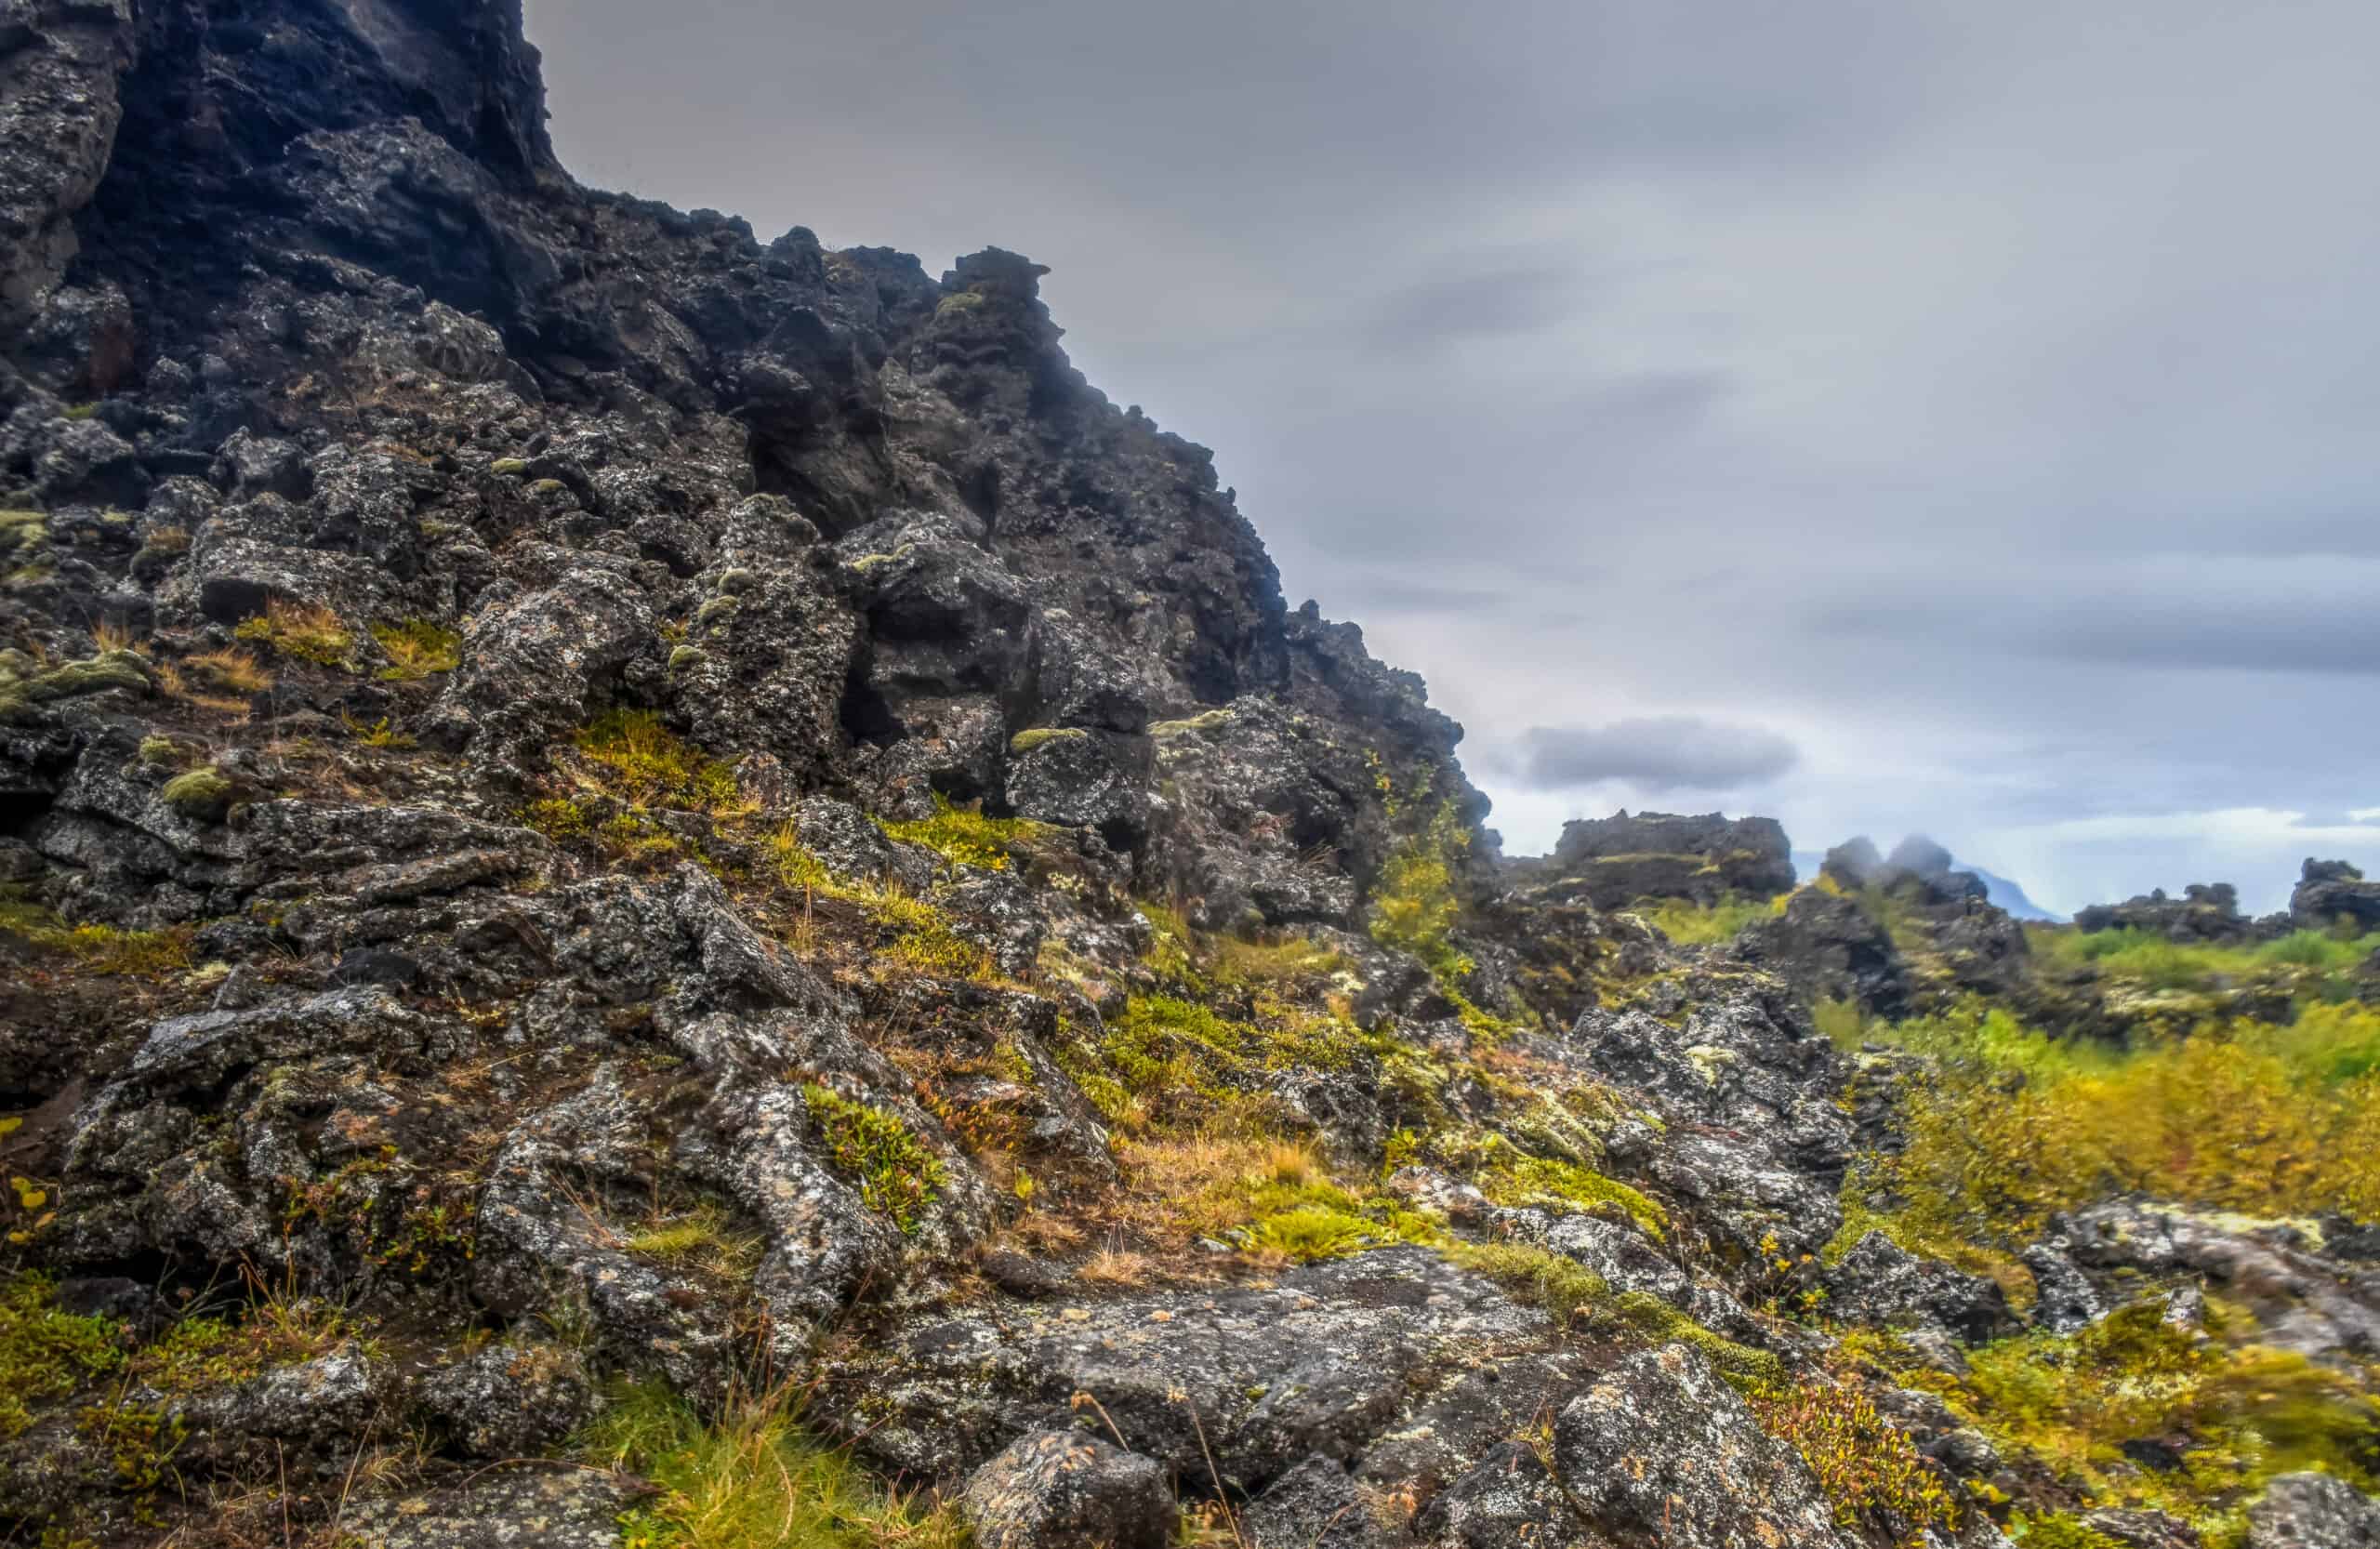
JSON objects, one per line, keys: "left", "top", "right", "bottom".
{"left": 3, "top": 4, "right": 2379, "bottom": 1547}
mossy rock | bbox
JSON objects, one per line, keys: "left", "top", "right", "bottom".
{"left": 489, "top": 457, "right": 529, "bottom": 476}
{"left": 0, "top": 510, "right": 46, "bottom": 554}
{"left": 1009, "top": 727, "right": 1089, "bottom": 756}
{"left": 1151, "top": 708, "right": 1234, "bottom": 740}
{"left": 0, "top": 650, "right": 150, "bottom": 722}
{"left": 137, "top": 736, "right": 185, "bottom": 768}
{"left": 162, "top": 767, "right": 235, "bottom": 821}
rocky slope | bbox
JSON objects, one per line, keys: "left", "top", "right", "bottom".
{"left": 4, "top": 5, "right": 2380, "bottom": 1549}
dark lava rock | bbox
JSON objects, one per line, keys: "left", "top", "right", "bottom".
{"left": 1824, "top": 1230, "right": 2017, "bottom": 1345}
{"left": 1536, "top": 809, "right": 1794, "bottom": 911}
{"left": 1552, "top": 1343, "right": 1846, "bottom": 1548}
{"left": 2243, "top": 1471, "right": 2380, "bottom": 1548}
{"left": 2294, "top": 858, "right": 2380, "bottom": 933}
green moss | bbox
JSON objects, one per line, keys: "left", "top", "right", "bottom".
{"left": 161, "top": 766, "right": 233, "bottom": 819}
{"left": 519, "top": 797, "right": 592, "bottom": 841}
{"left": 136, "top": 735, "right": 183, "bottom": 768}
{"left": 934, "top": 290, "right": 987, "bottom": 319}
{"left": 845, "top": 544, "right": 914, "bottom": 574}
{"left": 803, "top": 1083, "right": 945, "bottom": 1235}
{"left": 1150, "top": 708, "right": 1233, "bottom": 739}
{"left": 234, "top": 600, "right": 354, "bottom": 668}
{"left": 1484, "top": 1155, "right": 1667, "bottom": 1241}
{"left": 626, "top": 1205, "right": 761, "bottom": 1277}
{"left": 60, "top": 402, "right": 99, "bottom": 420}
{"left": 693, "top": 594, "right": 741, "bottom": 629}
{"left": 575, "top": 1381, "right": 971, "bottom": 1549}
{"left": 1008, "top": 726, "right": 1087, "bottom": 755}
{"left": 1447, "top": 1242, "right": 1613, "bottom": 1329}
{"left": 0, "top": 649, "right": 150, "bottom": 721}
{"left": 668, "top": 645, "right": 707, "bottom": 672}
{"left": 0, "top": 1276, "right": 124, "bottom": 1438}
{"left": 0, "top": 510, "right": 46, "bottom": 554}
{"left": 2007, "top": 1516, "right": 2125, "bottom": 1548}
{"left": 490, "top": 457, "right": 529, "bottom": 476}
{"left": 370, "top": 617, "right": 461, "bottom": 680}
{"left": 1631, "top": 894, "right": 1776, "bottom": 947}
{"left": 875, "top": 792, "right": 1041, "bottom": 872}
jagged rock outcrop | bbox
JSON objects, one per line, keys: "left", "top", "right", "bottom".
{"left": 1514, "top": 808, "right": 1793, "bottom": 911}
{"left": 3, "top": 2, "right": 2379, "bottom": 1545}
{"left": 2075, "top": 880, "right": 2282, "bottom": 943}
{"left": 2294, "top": 859, "right": 2380, "bottom": 933}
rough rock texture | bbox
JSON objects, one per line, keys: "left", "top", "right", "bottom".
{"left": 1553, "top": 1344, "right": 1846, "bottom": 1549}
{"left": 4, "top": 3, "right": 2380, "bottom": 1547}
{"left": 2242, "top": 1471, "right": 2380, "bottom": 1548}
{"left": 960, "top": 1429, "right": 1175, "bottom": 1549}
{"left": 1520, "top": 809, "right": 1794, "bottom": 911}
{"left": 2294, "top": 859, "right": 2380, "bottom": 933}
{"left": 2075, "top": 881, "right": 2271, "bottom": 943}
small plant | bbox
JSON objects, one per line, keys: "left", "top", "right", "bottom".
{"left": 1752, "top": 1377, "right": 1957, "bottom": 1547}
{"left": 370, "top": 617, "right": 462, "bottom": 681}
{"left": 1632, "top": 894, "right": 1775, "bottom": 947}
{"left": 803, "top": 1083, "right": 945, "bottom": 1235}
{"left": 520, "top": 797, "right": 592, "bottom": 841}
{"left": 234, "top": 599, "right": 354, "bottom": 668}
{"left": 342, "top": 712, "right": 416, "bottom": 749}
{"left": 626, "top": 1205, "right": 762, "bottom": 1278}
{"left": 172, "top": 646, "right": 273, "bottom": 699}
{"left": 0, "top": 1275, "right": 124, "bottom": 1437}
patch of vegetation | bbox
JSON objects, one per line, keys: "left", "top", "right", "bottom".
{"left": 234, "top": 599, "right": 354, "bottom": 668}
{"left": 875, "top": 793, "right": 1041, "bottom": 872}
{"left": 520, "top": 797, "right": 591, "bottom": 841}
{"left": 0, "top": 1275, "right": 124, "bottom": 1437}
{"left": 1844, "top": 1001, "right": 2380, "bottom": 1250}
{"left": 370, "top": 617, "right": 461, "bottom": 680}
{"left": 1482, "top": 1155, "right": 1668, "bottom": 1241}
{"left": 0, "top": 510, "right": 45, "bottom": 554}
{"left": 1947, "top": 1296, "right": 2380, "bottom": 1532}
{"left": 1631, "top": 894, "right": 1781, "bottom": 947}
{"left": 0, "top": 647, "right": 150, "bottom": 721}
{"left": 1446, "top": 1242, "right": 1783, "bottom": 1388}
{"left": 342, "top": 712, "right": 416, "bottom": 749}
{"left": 1149, "top": 708, "right": 1233, "bottom": 740}
{"left": 0, "top": 897, "right": 192, "bottom": 976}
{"left": 575, "top": 1381, "right": 969, "bottom": 1549}
{"left": 574, "top": 709, "right": 744, "bottom": 813}
{"left": 1081, "top": 995, "right": 1361, "bottom": 1126}
{"left": 161, "top": 765, "right": 233, "bottom": 819}
{"left": 627, "top": 1205, "right": 762, "bottom": 1278}
{"left": 1368, "top": 800, "right": 1473, "bottom": 983}
{"left": 1007, "top": 726, "right": 1086, "bottom": 755}
{"left": 2042, "top": 925, "right": 2380, "bottom": 995}
{"left": 803, "top": 1083, "right": 945, "bottom": 1235}
{"left": 1752, "top": 1376, "right": 1958, "bottom": 1547}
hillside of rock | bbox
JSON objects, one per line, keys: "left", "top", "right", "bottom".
{"left": 4, "top": 5, "right": 2380, "bottom": 1549}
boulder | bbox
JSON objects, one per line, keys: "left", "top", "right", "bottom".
{"left": 961, "top": 1429, "right": 1175, "bottom": 1549}
{"left": 1552, "top": 1344, "right": 1846, "bottom": 1548}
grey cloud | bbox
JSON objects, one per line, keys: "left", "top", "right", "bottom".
{"left": 523, "top": 0, "right": 2380, "bottom": 914}
{"left": 1508, "top": 718, "right": 1802, "bottom": 792}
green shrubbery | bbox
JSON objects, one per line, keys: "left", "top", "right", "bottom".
{"left": 1752, "top": 1377, "right": 1958, "bottom": 1546}
{"left": 1845, "top": 1000, "right": 2380, "bottom": 1252}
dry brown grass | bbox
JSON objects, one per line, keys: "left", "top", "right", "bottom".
{"left": 1077, "top": 1248, "right": 1157, "bottom": 1289}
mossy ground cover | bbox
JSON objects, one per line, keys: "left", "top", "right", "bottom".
{"left": 874, "top": 793, "right": 1042, "bottom": 872}
{"left": 803, "top": 1083, "right": 945, "bottom": 1236}
{"left": 1632, "top": 892, "right": 1785, "bottom": 947}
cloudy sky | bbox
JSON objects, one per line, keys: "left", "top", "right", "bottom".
{"left": 523, "top": 0, "right": 2380, "bottom": 915}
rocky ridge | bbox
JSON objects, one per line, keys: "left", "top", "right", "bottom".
{"left": 2, "top": 4, "right": 2379, "bottom": 1548}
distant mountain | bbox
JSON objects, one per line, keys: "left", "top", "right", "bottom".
{"left": 1791, "top": 849, "right": 2059, "bottom": 922}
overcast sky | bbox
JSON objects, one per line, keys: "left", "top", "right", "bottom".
{"left": 524, "top": 0, "right": 2380, "bottom": 915}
